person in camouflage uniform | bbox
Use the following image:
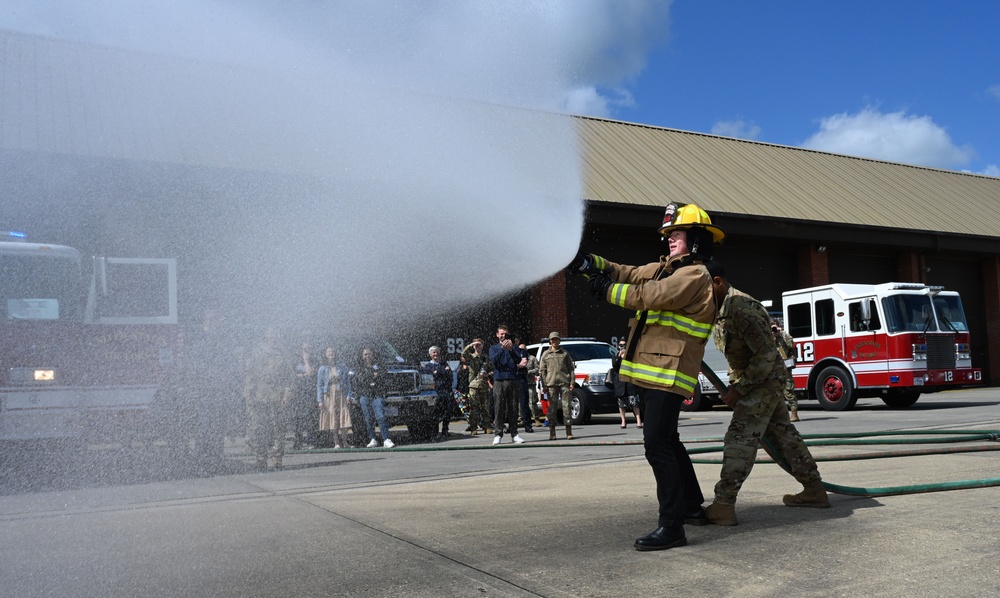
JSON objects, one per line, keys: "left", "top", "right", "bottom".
{"left": 521, "top": 343, "right": 543, "bottom": 426}
{"left": 243, "top": 326, "right": 292, "bottom": 471}
{"left": 538, "top": 331, "right": 576, "bottom": 440}
{"left": 703, "top": 261, "right": 829, "bottom": 526}
{"left": 461, "top": 339, "right": 493, "bottom": 435}
{"left": 771, "top": 319, "right": 799, "bottom": 422}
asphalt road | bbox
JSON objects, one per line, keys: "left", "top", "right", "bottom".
{"left": 2, "top": 388, "right": 999, "bottom": 597}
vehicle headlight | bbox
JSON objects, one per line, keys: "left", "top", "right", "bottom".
{"left": 584, "top": 372, "right": 607, "bottom": 386}
{"left": 420, "top": 373, "right": 435, "bottom": 390}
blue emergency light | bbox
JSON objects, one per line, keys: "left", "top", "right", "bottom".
{"left": 4, "top": 230, "right": 28, "bottom": 239}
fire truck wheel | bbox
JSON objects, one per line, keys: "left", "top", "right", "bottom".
{"left": 814, "top": 365, "right": 857, "bottom": 411}
{"left": 881, "top": 390, "right": 921, "bottom": 409}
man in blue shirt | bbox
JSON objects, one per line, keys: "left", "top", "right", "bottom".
{"left": 488, "top": 324, "right": 526, "bottom": 445}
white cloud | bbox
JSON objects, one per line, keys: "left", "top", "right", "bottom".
{"left": 801, "top": 107, "right": 975, "bottom": 169}
{"left": 981, "top": 164, "right": 1000, "bottom": 177}
{"left": 989, "top": 85, "right": 1000, "bottom": 101}
{"left": 0, "top": 1, "right": 670, "bottom": 117}
{"left": 711, "top": 119, "right": 761, "bottom": 140}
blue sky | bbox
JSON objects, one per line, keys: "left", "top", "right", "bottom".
{"left": 3, "top": 0, "right": 998, "bottom": 177}
{"left": 595, "top": 1, "right": 1000, "bottom": 176}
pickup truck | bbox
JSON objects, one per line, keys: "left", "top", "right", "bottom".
{"left": 345, "top": 341, "right": 440, "bottom": 444}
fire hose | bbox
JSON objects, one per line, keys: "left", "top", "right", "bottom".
{"left": 694, "top": 362, "right": 1000, "bottom": 497}
{"left": 294, "top": 362, "right": 1000, "bottom": 498}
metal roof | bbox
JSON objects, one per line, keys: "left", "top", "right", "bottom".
{"left": 577, "top": 116, "right": 1000, "bottom": 238}
{"left": 5, "top": 30, "right": 1000, "bottom": 239}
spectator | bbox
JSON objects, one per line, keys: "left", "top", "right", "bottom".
{"left": 243, "top": 326, "right": 292, "bottom": 471}
{"left": 461, "top": 339, "right": 493, "bottom": 436}
{"left": 538, "top": 331, "right": 576, "bottom": 440}
{"left": 425, "top": 345, "right": 455, "bottom": 441}
{"left": 703, "top": 260, "right": 828, "bottom": 526}
{"left": 523, "top": 343, "right": 542, "bottom": 427}
{"left": 317, "top": 345, "right": 351, "bottom": 449}
{"left": 353, "top": 346, "right": 394, "bottom": 449}
{"left": 488, "top": 324, "right": 526, "bottom": 445}
{"left": 182, "top": 306, "right": 238, "bottom": 471}
{"left": 291, "top": 340, "right": 318, "bottom": 450}
{"left": 771, "top": 319, "right": 799, "bottom": 421}
{"left": 456, "top": 354, "right": 471, "bottom": 429}
{"left": 611, "top": 339, "right": 643, "bottom": 429}
{"left": 514, "top": 337, "right": 534, "bottom": 433}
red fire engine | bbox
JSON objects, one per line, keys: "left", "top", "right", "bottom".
{"left": 782, "top": 282, "right": 982, "bottom": 411}
{"left": 0, "top": 232, "right": 178, "bottom": 441}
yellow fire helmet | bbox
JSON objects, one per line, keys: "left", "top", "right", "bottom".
{"left": 658, "top": 202, "right": 726, "bottom": 243}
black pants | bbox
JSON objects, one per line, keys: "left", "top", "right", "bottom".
{"left": 640, "top": 388, "right": 704, "bottom": 528}
{"left": 492, "top": 379, "right": 519, "bottom": 437}
{"left": 517, "top": 378, "right": 533, "bottom": 428}
{"left": 435, "top": 390, "right": 454, "bottom": 433}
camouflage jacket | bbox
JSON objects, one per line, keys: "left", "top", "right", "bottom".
{"left": 774, "top": 330, "right": 796, "bottom": 369}
{"left": 713, "top": 285, "right": 784, "bottom": 396}
{"left": 538, "top": 347, "right": 575, "bottom": 387}
{"left": 461, "top": 344, "right": 493, "bottom": 389}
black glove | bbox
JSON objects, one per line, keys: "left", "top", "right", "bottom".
{"left": 568, "top": 251, "right": 606, "bottom": 276}
{"left": 588, "top": 273, "right": 613, "bottom": 298}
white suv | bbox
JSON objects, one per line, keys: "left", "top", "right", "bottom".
{"left": 527, "top": 338, "right": 617, "bottom": 425}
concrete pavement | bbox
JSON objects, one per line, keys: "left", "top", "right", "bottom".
{"left": 2, "top": 393, "right": 999, "bottom": 597}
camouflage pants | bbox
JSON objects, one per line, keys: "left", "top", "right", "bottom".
{"left": 246, "top": 399, "right": 288, "bottom": 463}
{"left": 715, "top": 381, "right": 821, "bottom": 504}
{"left": 466, "top": 384, "right": 490, "bottom": 431}
{"left": 545, "top": 384, "right": 572, "bottom": 425}
{"left": 783, "top": 369, "right": 797, "bottom": 411}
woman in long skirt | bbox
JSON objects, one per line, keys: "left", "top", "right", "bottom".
{"left": 317, "top": 346, "right": 352, "bottom": 448}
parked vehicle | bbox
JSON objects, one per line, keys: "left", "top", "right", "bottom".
{"left": 783, "top": 282, "right": 982, "bottom": 411}
{"left": 343, "top": 339, "right": 440, "bottom": 443}
{"left": 527, "top": 338, "right": 616, "bottom": 425}
{"left": 682, "top": 342, "right": 730, "bottom": 411}
{"left": 0, "top": 231, "right": 179, "bottom": 443}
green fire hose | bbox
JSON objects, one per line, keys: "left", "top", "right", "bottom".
{"left": 292, "top": 361, "right": 1000, "bottom": 498}
{"left": 694, "top": 361, "right": 1000, "bottom": 497}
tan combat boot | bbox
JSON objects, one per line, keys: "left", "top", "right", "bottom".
{"left": 789, "top": 409, "right": 800, "bottom": 422}
{"left": 783, "top": 480, "right": 830, "bottom": 508}
{"left": 704, "top": 501, "right": 738, "bottom": 526}
{"left": 548, "top": 426, "right": 557, "bottom": 440}
{"left": 565, "top": 424, "right": 574, "bottom": 440}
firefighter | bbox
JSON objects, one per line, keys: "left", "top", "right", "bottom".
{"left": 570, "top": 202, "right": 723, "bottom": 551}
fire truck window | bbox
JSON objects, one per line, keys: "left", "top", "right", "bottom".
{"left": 787, "top": 303, "right": 811, "bottom": 338}
{"left": 0, "top": 255, "right": 83, "bottom": 321}
{"left": 97, "top": 263, "right": 171, "bottom": 318}
{"left": 849, "top": 300, "right": 881, "bottom": 332}
{"left": 933, "top": 296, "right": 968, "bottom": 332}
{"left": 814, "top": 298, "right": 835, "bottom": 336}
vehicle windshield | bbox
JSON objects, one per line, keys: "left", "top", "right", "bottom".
{"left": 880, "top": 293, "right": 969, "bottom": 333}
{"left": 0, "top": 253, "right": 83, "bottom": 321}
{"left": 543, "top": 342, "right": 615, "bottom": 361}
